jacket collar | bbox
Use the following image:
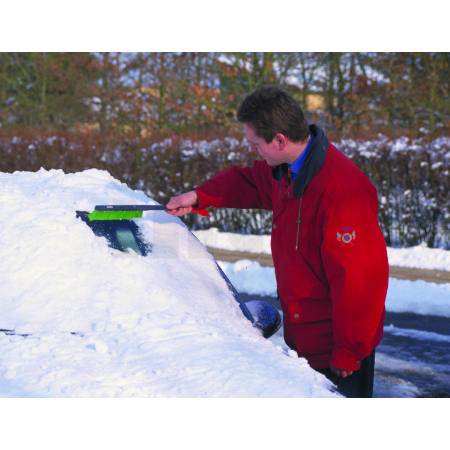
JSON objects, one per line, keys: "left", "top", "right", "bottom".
{"left": 271, "top": 124, "right": 329, "bottom": 198}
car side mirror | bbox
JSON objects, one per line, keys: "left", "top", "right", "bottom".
{"left": 245, "top": 300, "right": 282, "bottom": 339}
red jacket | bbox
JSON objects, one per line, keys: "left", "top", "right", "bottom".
{"left": 195, "top": 125, "right": 389, "bottom": 370}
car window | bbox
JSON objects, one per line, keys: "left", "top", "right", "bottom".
{"left": 76, "top": 211, "right": 280, "bottom": 338}
{"left": 76, "top": 211, "right": 152, "bottom": 256}
{"left": 77, "top": 210, "right": 254, "bottom": 322}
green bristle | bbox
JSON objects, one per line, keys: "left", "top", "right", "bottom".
{"left": 88, "top": 210, "right": 143, "bottom": 221}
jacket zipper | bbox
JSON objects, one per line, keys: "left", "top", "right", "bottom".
{"left": 277, "top": 169, "right": 292, "bottom": 211}
{"left": 276, "top": 180, "right": 283, "bottom": 211}
{"left": 295, "top": 190, "right": 304, "bottom": 251}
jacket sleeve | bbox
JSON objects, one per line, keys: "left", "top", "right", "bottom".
{"left": 195, "top": 160, "right": 274, "bottom": 211}
{"left": 320, "top": 193, "right": 389, "bottom": 371}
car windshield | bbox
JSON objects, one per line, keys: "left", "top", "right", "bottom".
{"left": 76, "top": 212, "right": 151, "bottom": 256}
{"left": 76, "top": 211, "right": 280, "bottom": 338}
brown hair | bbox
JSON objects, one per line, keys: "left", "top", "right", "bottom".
{"left": 237, "top": 85, "right": 310, "bottom": 144}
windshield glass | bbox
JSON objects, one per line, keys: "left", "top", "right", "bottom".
{"left": 76, "top": 211, "right": 280, "bottom": 338}
{"left": 76, "top": 212, "right": 152, "bottom": 256}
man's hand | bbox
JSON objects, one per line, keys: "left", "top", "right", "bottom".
{"left": 166, "top": 191, "right": 199, "bottom": 217}
{"left": 330, "top": 364, "right": 354, "bottom": 378}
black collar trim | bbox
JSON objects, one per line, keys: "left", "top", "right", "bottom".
{"left": 271, "top": 124, "right": 329, "bottom": 197}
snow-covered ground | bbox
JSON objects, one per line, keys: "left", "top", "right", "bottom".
{"left": 194, "top": 227, "right": 450, "bottom": 271}
{"left": 0, "top": 169, "right": 340, "bottom": 398}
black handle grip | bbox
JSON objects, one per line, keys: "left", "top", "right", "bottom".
{"left": 95, "top": 205, "right": 168, "bottom": 212}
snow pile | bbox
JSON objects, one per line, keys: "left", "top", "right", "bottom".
{"left": 384, "top": 324, "right": 450, "bottom": 343}
{"left": 218, "top": 260, "right": 277, "bottom": 297}
{"left": 386, "top": 243, "right": 450, "bottom": 271}
{"left": 194, "top": 228, "right": 450, "bottom": 271}
{"left": 0, "top": 169, "right": 337, "bottom": 398}
{"left": 193, "top": 228, "right": 272, "bottom": 254}
{"left": 383, "top": 278, "right": 450, "bottom": 317}
{"left": 217, "top": 260, "right": 450, "bottom": 318}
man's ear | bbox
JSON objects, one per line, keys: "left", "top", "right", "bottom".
{"left": 275, "top": 134, "right": 287, "bottom": 151}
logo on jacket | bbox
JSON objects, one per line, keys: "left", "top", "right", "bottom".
{"left": 337, "top": 227, "right": 356, "bottom": 246}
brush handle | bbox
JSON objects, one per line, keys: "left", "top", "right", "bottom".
{"left": 95, "top": 205, "right": 167, "bottom": 211}
{"left": 94, "top": 205, "right": 210, "bottom": 217}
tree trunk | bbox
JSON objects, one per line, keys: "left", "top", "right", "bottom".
{"left": 158, "top": 54, "right": 166, "bottom": 131}
{"left": 0, "top": 53, "right": 7, "bottom": 126}
{"left": 99, "top": 52, "right": 110, "bottom": 134}
{"left": 41, "top": 52, "right": 47, "bottom": 126}
{"left": 136, "top": 52, "right": 144, "bottom": 134}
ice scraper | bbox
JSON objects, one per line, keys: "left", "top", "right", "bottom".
{"left": 88, "top": 204, "right": 209, "bottom": 221}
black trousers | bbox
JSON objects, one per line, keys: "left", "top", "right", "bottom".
{"left": 315, "top": 349, "right": 376, "bottom": 398}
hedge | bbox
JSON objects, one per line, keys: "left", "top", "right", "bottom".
{"left": 1, "top": 130, "right": 449, "bottom": 248}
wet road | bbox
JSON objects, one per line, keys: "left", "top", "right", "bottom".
{"left": 377, "top": 311, "right": 450, "bottom": 397}
{"left": 240, "top": 293, "right": 450, "bottom": 398}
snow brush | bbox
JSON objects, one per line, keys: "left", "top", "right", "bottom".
{"left": 88, "top": 204, "right": 210, "bottom": 221}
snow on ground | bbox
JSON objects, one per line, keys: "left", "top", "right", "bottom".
{"left": 383, "top": 324, "right": 450, "bottom": 343}
{"left": 218, "top": 260, "right": 277, "bottom": 297}
{"left": 386, "top": 244, "right": 450, "bottom": 271}
{"left": 372, "top": 353, "right": 426, "bottom": 398}
{"left": 0, "top": 169, "right": 338, "bottom": 398}
{"left": 217, "top": 259, "right": 450, "bottom": 318}
{"left": 194, "top": 227, "right": 450, "bottom": 271}
{"left": 383, "top": 278, "right": 450, "bottom": 317}
{"left": 194, "top": 228, "right": 272, "bottom": 255}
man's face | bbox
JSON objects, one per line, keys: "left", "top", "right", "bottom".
{"left": 244, "top": 123, "right": 284, "bottom": 166}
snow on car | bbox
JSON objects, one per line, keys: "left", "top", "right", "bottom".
{"left": 0, "top": 168, "right": 339, "bottom": 397}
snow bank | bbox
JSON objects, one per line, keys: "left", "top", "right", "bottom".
{"left": 193, "top": 228, "right": 272, "bottom": 254}
{"left": 386, "top": 243, "right": 450, "bottom": 271}
{"left": 218, "top": 260, "right": 277, "bottom": 297}
{"left": 0, "top": 169, "right": 337, "bottom": 398}
{"left": 384, "top": 278, "right": 450, "bottom": 317}
{"left": 384, "top": 324, "right": 450, "bottom": 343}
{"left": 194, "top": 228, "right": 450, "bottom": 271}
{"left": 218, "top": 260, "right": 450, "bottom": 318}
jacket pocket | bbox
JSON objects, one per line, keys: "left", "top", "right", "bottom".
{"left": 286, "top": 298, "right": 332, "bottom": 324}
{"left": 279, "top": 251, "right": 329, "bottom": 302}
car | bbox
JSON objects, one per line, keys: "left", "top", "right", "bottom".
{"left": 0, "top": 168, "right": 339, "bottom": 397}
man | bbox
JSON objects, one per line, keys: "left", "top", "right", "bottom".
{"left": 166, "top": 86, "right": 389, "bottom": 398}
